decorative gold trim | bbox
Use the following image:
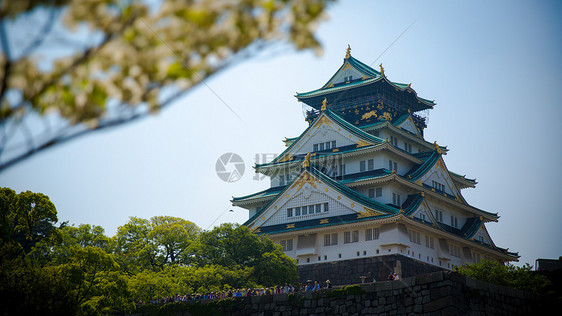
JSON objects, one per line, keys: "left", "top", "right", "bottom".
{"left": 302, "top": 152, "right": 311, "bottom": 168}
{"left": 313, "top": 115, "right": 333, "bottom": 129}
{"left": 278, "top": 154, "right": 293, "bottom": 163}
{"left": 320, "top": 219, "right": 329, "bottom": 224}
{"left": 356, "top": 139, "right": 371, "bottom": 148}
{"left": 345, "top": 44, "right": 351, "bottom": 59}
{"left": 361, "top": 110, "right": 377, "bottom": 120}
{"left": 321, "top": 97, "right": 328, "bottom": 111}
{"left": 379, "top": 63, "right": 385, "bottom": 76}
{"left": 286, "top": 224, "right": 295, "bottom": 229}
{"left": 291, "top": 172, "right": 318, "bottom": 192}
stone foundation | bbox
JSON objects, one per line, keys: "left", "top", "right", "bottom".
{"left": 296, "top": 254, "right": 444, "bottom": 286}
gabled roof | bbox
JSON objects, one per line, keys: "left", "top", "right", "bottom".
{"left": 232, "top": 186, "right": 285, "bottom": 205}
{"left": 320, "top": 55, "right": 382, "bottom": 89}
{"left": 243, "top": 164, "right": 400, "bottom": 229}
{"left": 406, "top": 150, "right": 442, "bottom": 181}
{"left": 267, "top": 109, "right": 384, "bottom": 165}
{"left": 295, "top": 54, "right": 435, "bottom": 110}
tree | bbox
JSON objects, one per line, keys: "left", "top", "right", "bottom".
{"left": 193, "top": 223, "right": 297, "bottom": 285}
{"left": 0, "top": 0, "right": 333, "bottom": 172}
{"left": 454, "top": 259, "right": 551, "bottom": 293}
{"left": 0, "top": 188, "right": 60, "bottom": 255}
{"left": 113, "top": 215, "right": 200, "bottom": 272}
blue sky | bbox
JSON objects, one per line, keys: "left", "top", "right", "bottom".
{"left": 2, "top": 0, "right": 561, "bottom": 267}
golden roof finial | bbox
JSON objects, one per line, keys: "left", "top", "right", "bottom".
{"left": 433, "top": 141, "right": 439, "bottom": 149}
{"left": 321, "top": 97, "right": 328, "bottom": 111}
{"left": 407, "top": 83, "right": 412, "bottom": 88}
{"left": 379, "top": 63, "right": 385, "bottom": 76}
{"left": 345, "top": 44, "right": 351, "bottom": 59}
{"left": 302, "top": 152, "right": 311, "bottom": 168}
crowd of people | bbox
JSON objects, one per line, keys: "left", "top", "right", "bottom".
{"left": 139, "top": 274, "right": 402, "bottom": 307}
{"left": 138, "top": 280, "right": 333, "bottom": 306}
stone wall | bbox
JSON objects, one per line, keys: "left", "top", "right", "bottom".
{"left": 149, "top": 270, "right": 550, "bottom": 316}
{"left": 297, "top": 254, "right": 444, "bottom": 286}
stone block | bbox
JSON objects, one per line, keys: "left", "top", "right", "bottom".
{"left": 273, "top": 293, "right": 288, "bottom": 302}
{"left": 430, "top": 286, "right": 449, "bottom": 300}
{"left": 423, "top": 296, "right": 453, "bottom": 312}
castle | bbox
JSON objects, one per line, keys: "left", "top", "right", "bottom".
{"left": 232, "top": 47, "right": 518, "bottom": 283}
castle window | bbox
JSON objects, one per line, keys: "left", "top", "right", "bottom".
{"left": 409, "top": 230, "right": 421, "bottom": 244}
{"left": 450, "top": 215, "right": 458, "bottom": 228}
{"left": 405, "top": 143, "right": 412, "bottom": 153}
{"left": 324, "top": 233, "right": 338, "bottom": 246}
{"left": 390, "top": 136, "right": 398, "bottom": 146}
{"left": 332, "top": 141, "right": 336, "bottom": 148}
{"left": 295, "top": 207, "right": 301, "bottom": 216}
{"left": 435, "top": 209, "right": 443, "bottom": 222}
{"left": 368, "top": 159, "right": 374, "bottom": 170}
{"left": 432, "top": 180, "right": 445, "bottom": 192}
{"left": 315, "top": 204, "right": 321, "bottom": 213}
{"left": 344, "top": 230, "right": 359, "bottom": 243}
{"left": 450, "top": 245, "right": 461, "bottom": 258}
{"left": 319, "top": 143, "right": 325, "bottom": 151}
{"left": 325, "top": 141, "right": 331, "bottom": 150}
{"left": 365, "top": 227, "right": 380, "bottom": 241}
{"left": 287, "top": 208, "right": 293, "bottom": 217}
{"left": 323, "top": 203, "right": 329, "bottom": 212}
{"left": 360, "top": 160, "right": 366, "bottom": 172}
{"left": 425, "top": 235, "right": 435, "bottom": 249}
{"left": 313, "top": 144, "right": 318, "bottom": 152}
{"left": 280, "top": 239, "right": 293, "bottom": 251}
{"left": 388, "top": 160, "right": 398, "bottom": 172}
{"left": 392, "top": 192, "right": 401, "bottom": 206}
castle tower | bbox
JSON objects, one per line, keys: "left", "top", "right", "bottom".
{"left": 232, "top": 48, "right": 518, "bottom": 284}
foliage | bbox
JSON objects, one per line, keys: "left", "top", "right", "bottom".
{"left": 324, "top": 284, "right": 365, "bottom": 298}
{"left": 193, "top": 223, "right": 298, "bottom": 286}
{"left": 0, "top": 187, "right": 300, "bottom": 314}
{"left": 0, "top": 0, "right": 333, "bottom": 171}
{"left": 0, "top": 188, "right": 60, "bottom": 255}
{"left": 454, "top": 259, "right": 551, "bottom": 293}
{"left": 113, "top": 215, "right": 200, "bottom": 272}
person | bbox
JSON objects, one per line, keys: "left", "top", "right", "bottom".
{"left": 313, "top": 281, "right": 320, "bottom": 291}
{"left": 325, "top": 280, "right": 332, "bottom": 288}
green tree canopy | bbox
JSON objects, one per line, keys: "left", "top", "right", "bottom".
{"left": 113, "top": 215, "right": 200, "bottom": 272}
{"left": 193, "top": 223, "right": 297, "bottom": 286}
{"left": 0, "top": 188, "right": 60, "bottom": 255}
{"left": 454, "top": 259, "right": 551, "bottom": 293}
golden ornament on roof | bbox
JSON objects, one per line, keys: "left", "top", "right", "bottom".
{"left": 302, "top": 152, "right": 311, "bottom": 168}
{"left": 379, "top": 63, "right": 385, "bottom": 76}
{"left": 345, "top": 44, "right": 351, "bottom": 59}
{"left": 321, "top": 97, "right": 328, "bottom": 111}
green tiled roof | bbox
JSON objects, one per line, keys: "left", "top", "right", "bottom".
{"left": 296, "top": 54, "right": 435, "bottom": 107}
{"left": 232, "top": 186, "right": 285, "bottom": 203}
{"left": 264, "top": 110, "right": 383, "bottom": 166}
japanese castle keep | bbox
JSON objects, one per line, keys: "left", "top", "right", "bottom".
{"left": 232, "top": 47, "right": 518, "bottom": 284}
